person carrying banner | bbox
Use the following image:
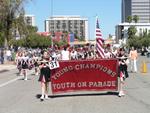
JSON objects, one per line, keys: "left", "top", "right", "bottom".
{"left": 117, "top": 48, "right": 129, "bottom": 97}
{"left": 38, "top": 51, "right": 51, "bottom": 101}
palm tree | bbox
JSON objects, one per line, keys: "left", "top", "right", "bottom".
{"left": 127, "top": 26, "right": 137, "bottom": 39}
{"left": 133, "top": 15, "right": 139, "bottom": 23}
{"left": 127, "top": 15, "right": 132, "bottom": 23}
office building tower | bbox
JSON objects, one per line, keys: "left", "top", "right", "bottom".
{"left": 122, "top": 0, "right": 150, "bottom": 23}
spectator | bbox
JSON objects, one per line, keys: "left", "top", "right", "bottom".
{"left": 6, "top": 49, "right": 12, "bottom": 61}
{"left": 146, "top": 47, "right": 150, "bottom": 58}
{"left": 0, "top": 48, "right": 4, "bottom": 64}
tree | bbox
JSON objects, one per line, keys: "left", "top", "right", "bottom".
{"left": 127, "top": 15, "right": 132, "bottom": 23}
{"left": 9, "top": 34, "right": 52, "bottom": 48}
{"left": 0, "top": 22, "right": 5, "bottom": 46}
{"left": 127, "top": 26, "right": 137, "bottom": 39}
{"left": 127, "top": 27, "right": 150, "bottom": 48}
{"left": 126, "top": 15, "right": 139, "bottom": 48}
{"left": 26, "top": 25, "right": 38, "bottom": 34}
{"left": 133, "top": 15, "right": 139, "bottom": 23}
{"left": 0, "top": 0, "right": 32, "bottom": 48}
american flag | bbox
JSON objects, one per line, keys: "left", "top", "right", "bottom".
{"left": 95, "top": 17, "right": 105, "bottom": 58}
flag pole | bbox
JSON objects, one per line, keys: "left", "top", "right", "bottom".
{"left": 95, "top": 15, "right": 98, "bottom": 40}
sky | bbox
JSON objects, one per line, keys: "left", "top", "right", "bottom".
{"left": 25, "top": 0, "right": 121, "bottom": 40}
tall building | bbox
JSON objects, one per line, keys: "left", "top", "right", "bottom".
{"left": 116, "top": 0, "right": 150, "bottom": 44}
{"left": 24, "top": 15, "right": 36, "bottom": 26}
{"left": 122, "top": 0, "right": 150, "bottom": 23}
{"left": 45, "top": 16, "right": 88, "bottom": 41}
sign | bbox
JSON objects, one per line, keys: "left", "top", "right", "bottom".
{"left": 51, "top": 59, "right": 118, "bottom": 94}
{"left": 49, "top": 60, "right": 59, "bottom": 70}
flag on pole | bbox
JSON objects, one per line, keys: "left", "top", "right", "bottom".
{"left": 95, "top": 17, "right": 105, "bottom": 58}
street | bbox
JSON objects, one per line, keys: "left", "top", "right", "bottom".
{"left": 0, "top": 56, "right": 150, "bottom": 113}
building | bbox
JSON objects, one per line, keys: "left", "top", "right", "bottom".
{"left": 14, "top": 15, "right": 36, "bottom": 40}
{"left": 45, "top": 16, "right": 88, "bottom": 41}
{"left": 24, "top": 15, "right": 36, "bottom": 26}
{"left": 122, "top": 0, "right": 150, "bottom": 23}
{"left": 116, "top": 0, "right": 150, "bottom": 44}
{"left": 116, "top": 23, "right": 150, "bottom": 44}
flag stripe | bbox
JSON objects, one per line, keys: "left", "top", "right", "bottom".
{"left": 95, "top": 17, "right": 105, "bottom": 58}
{"left": 96, "top": 39, "right": 105, "bottom": 57}
{"left": 96, "top": 46, "right": 105, "bottom": 58}
{"left": 96, "top": 30, "right": 101, "bottom": 32}
{"left": 96, "top": 34, "right": 102, "bottom": 36}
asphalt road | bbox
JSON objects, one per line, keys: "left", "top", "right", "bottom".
{"left": 0, "top": 55, "right": 150, "bottom": 113}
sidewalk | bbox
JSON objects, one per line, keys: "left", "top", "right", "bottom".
{"left": 0, "top": 61, "right": 16, "bottom": 71}
{"left": 137, "top": 55, "right": 150, "bottom": 75}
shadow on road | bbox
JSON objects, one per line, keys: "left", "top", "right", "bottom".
{"left": 36, "top": 91, "right": 119, "bottom": 99}
{"left": 0, "top": 70, "right": 9, "bottom": 73}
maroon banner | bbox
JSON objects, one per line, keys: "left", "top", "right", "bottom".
{"left": 51, "top": 59, "right": 118, "bottom": 94}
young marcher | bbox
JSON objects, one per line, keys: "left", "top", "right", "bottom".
{"left": 38, "top": 51, "right": 51, "bottom": 101}
{"left": 16, "top": 52, "right": 23, "bottom": 75}
{"left": 117, "top": 48, "right": 129, "bottom": 97}
{"left": 60, "top": 46, "right": 70, "bottom": 60}
{"left": 21, "top": 52, "right": 29, "bottom": 80}
{"left": 33, "top": 54, "right": 39, "bottom": 75}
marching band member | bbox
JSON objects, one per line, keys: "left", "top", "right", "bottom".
{"left": 61, "top": 46, "right": 70, "bottom": 60}
{"left": 104, "top": 49, "right": 112, "bottom": 59}
{"left": 21, "top": 52, "right": 29, "bottom": 80}
{"left": 33, "top": 54, "right": 39, "bottom": 75}
{"left": 70, "top": 48, "right": 78, "bottom": 60}
{"left": 117, "top": 48, "right": 129, "bottom": 97}
{"left": 16, "top": 52, "right": 23, "bottom": 75}
{"left": 38, "top": 51, "right": 51, "bottom": 101}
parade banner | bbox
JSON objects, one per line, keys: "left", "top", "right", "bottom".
{"left": 51, "top": 59, "right": 118, "bottom": 94}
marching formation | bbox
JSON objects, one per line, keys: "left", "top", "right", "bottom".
{"left": 13, "top": 45, "right": 138, "bottom": 100}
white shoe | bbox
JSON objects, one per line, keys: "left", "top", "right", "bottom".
{"left": 24, "top": 78, "right": 27, "bottom": 81}
{"left": 45, "top": 95, "right": 49, "bottom": 99}
{"left": 118, "top": 91, "right": 125, "bottom": 97}
{"left": 40, "top": 95, "right": 44, "bottom": 101}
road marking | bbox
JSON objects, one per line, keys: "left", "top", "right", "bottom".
{"left": 0, "top": 76, "right": 23, "bottom": 88}
{"left": 0, "top": 71, "right": 34, "bottom": 88}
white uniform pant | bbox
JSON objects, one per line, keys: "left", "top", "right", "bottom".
{"left": 130, "top": 59, "right": 137, "bottom": 72}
